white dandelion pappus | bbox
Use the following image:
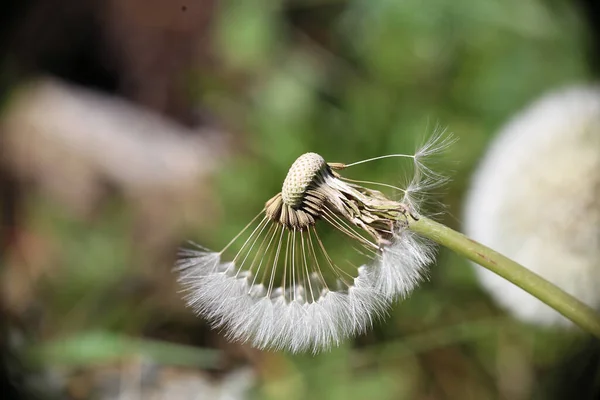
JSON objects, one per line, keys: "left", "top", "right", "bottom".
{"left": 464, "top": 86, "right": 600, "bottom": 327}
{"left": 339, "top": 131, "right": 454, "bottom": 299}
{"left": 176, "top": 135, "right": 450, "bottom": 353}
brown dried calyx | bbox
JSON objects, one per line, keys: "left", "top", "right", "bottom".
{"left": 265, "top": 153, "right": 409, "bottom": 247}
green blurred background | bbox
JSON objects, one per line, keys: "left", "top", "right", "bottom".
{"left": 0, "top": 0, "right": 598, "bottom": 399}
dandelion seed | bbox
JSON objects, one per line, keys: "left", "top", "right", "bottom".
{"left": 176, "top": 134, "right": 451, "bottom": 353}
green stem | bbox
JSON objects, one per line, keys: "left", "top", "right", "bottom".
{"left": 408, "top": 215, "right": 600, "bottom": 338}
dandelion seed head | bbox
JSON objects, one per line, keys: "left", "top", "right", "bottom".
{"left": 464, "top": 85, "right": 600, "bottom": 327}
{"left": 176, "top": 133, "right": 452, "bottom": 352}
{"left": 281, "top": 152, "right": 327, "bottom": 207}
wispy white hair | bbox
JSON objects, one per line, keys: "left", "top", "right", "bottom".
{"left": 176, "top": 248, "right": 388, "bottom": 354}
{"left": 371, "top": 131, "right": 451, "bottom": 299}
{"left": 374, "top": 229, "right": 436, "bottom": 299}
{"left": 401, "top": 129, "right": 455, "bottom": 216}
{"left": 464, "top": 85, "right": 600, "bottom": 327}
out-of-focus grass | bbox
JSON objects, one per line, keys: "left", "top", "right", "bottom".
{"left": 27, "top": 331, "right": 221, "bottom": 369}
{"left": 29, "top": 200, "right": 146, "bottom": 335}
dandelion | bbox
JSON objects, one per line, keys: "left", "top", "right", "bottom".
{"left": 464, "top": 85, "right": 600, "bottom": 327}
{"left": 175, "top": 134, "right": 452, "bottom": 353}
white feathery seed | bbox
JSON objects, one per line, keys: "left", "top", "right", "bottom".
{"left": 176, "top": 251, "right": 388, "bottom": 353}
{"left": 464, "top": 85, "right": 600, "bottom": 327}
{"left": 176, "top": 134, "right": 451, "bottom": 353}
{"left": 374, "top": 229, "right": 436, "bottom": 299}
{"left": 402, "top": 130, "right": 455, "bottom": 215}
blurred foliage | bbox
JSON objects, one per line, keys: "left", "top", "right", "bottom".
{"left": 27, "top": 331, "right": 220, "bottom": 369}
{"left": 2, "top": 0, "right": 598, "bottom": 398}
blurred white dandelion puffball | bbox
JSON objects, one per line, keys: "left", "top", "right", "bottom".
{"left": 464, "top": 86, "right": 600, "bottom": 327}
{"left": 176, "top": 135, "right": 453, "bottom": 353}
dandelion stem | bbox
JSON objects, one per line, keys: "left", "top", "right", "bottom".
{"left": 407, "top": 215, "right": 600, "bottom": 338}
